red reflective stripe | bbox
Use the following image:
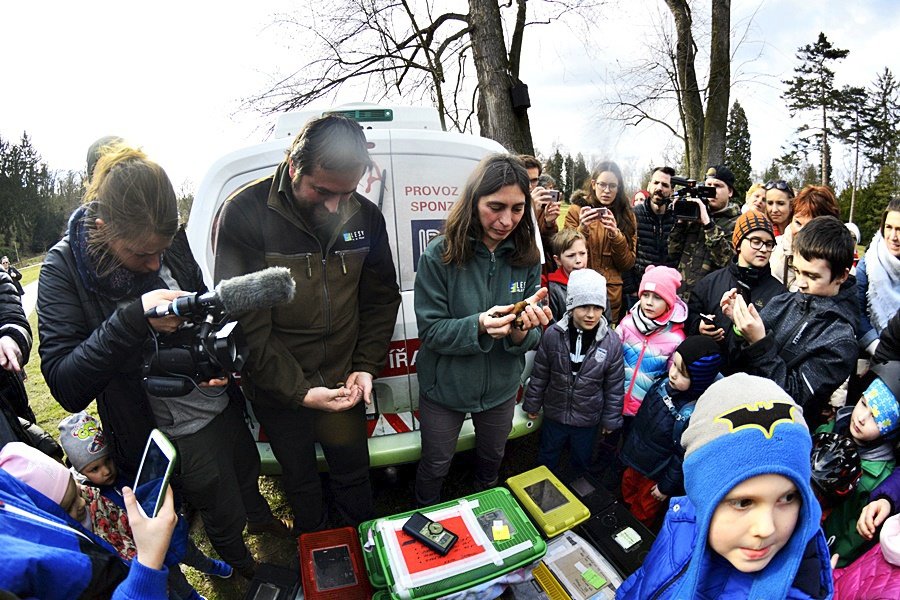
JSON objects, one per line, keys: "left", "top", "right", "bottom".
{"left": 366, "top": 419, "right": 378, "bottom": 438}
{"left": 384, "top": 413, "right": 412, "bottom": 433}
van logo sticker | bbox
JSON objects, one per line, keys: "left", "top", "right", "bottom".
{"left": 509, "top": 281, "right": 526, "bottom": 294}
{"left": 343, "top": 230, "right": 366, "bottom": 242}
{"left": 411, "top": 220, "right": 445, "bottom": 271}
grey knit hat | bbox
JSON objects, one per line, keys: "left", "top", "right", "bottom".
{"left": 58, "top": 411, "right": 109, "bottom": 471}
{"left": 566, "top": 268, "right": 607, "bottom": 311}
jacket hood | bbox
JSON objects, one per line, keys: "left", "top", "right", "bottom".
{"left": 548, "top": 268, "right": 569, "bottom": 285}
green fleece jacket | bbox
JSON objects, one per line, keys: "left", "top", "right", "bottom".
{"left": 414, "top": 235, "right": 542, "bottom": 413}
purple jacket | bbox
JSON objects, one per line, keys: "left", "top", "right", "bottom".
{"left": 871, "top": 469, "right": 900, "bottom": 513}
{"left": 522, "top": 315, "right": 624, "bottom": 430}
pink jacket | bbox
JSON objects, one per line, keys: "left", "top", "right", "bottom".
{"left": 833, "top": 513, "right": 900, "bottom": 599}
{"left": 616, "top": 304, "right": 687, "bottom": 416}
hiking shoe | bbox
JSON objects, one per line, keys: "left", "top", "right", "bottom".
{"left": 247, "top": 517, "right": 294, "bottom": 538}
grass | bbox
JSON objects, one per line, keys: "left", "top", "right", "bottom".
{"left": 18, "top": 263, "right": 41, "bottom": 288}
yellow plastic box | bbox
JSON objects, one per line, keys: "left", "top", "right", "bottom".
{"left": 506, "top": 466, "right": 590, "bottom": 538}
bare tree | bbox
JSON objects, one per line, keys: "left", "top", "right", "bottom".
{"left": 244, "top": 0, "right": 601, "bottom": 154}
{"left": 608, "top": 0, "right": 734, "bottom": 179}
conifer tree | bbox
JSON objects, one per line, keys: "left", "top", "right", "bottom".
{"left": 724, "top": 101, "right": 752, "bottom": 198}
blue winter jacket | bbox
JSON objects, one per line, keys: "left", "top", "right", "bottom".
{"left": 0, "top": 469, "right": 168, "bottom": 599}
{"left": 616, "top": 497, "right": 834, "bottom": 600}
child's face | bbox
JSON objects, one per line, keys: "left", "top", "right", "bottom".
{"left": 553, "top": 239, "right": 587, "bottom": 276}
{"left": 60, "top": 475, "right": 87, "bottom": 524}
{"left": 791, "top": 253, "right": 846, "bottom": 297}
{"left": 639, "top": 291, "right": 668, "bottom": 320}
{"left": 668, "top": 352, "right": 691, "bottom": 392}
{"left": 571, "top": 305, "right": 603, "bottom": 330}
{"left": 708, "top": 474, "right": 801, "bottom": 573}
{"left": 738, "top": 232, "right": 775, "bottom": 269}
{"left": 850, "top": 396, "right": 882, "bottom": 443}
{"left": 81, "top": 455, "right": 117, "bottom": 487}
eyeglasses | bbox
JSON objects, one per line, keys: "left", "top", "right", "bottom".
{"left": 745, "top": 237, "right": 776, "bottom": 251}
{"left": 765, "top": 180, "right": 794, "bottom": 195}
{"left": 594, "top": 182, "right": 618, "bottom": 191}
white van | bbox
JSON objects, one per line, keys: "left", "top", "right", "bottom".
{"left": 187, "top": 103, "right": 539, "bottom": 474}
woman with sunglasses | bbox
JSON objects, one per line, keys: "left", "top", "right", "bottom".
{"left": 686, "top": 210, "right": 784, "bottom": 371}
{"left": 764, "top": 179, "right": 795, "bottom": 236}
{"left": 770, "top": 185, "right": 841, "bottom": 290}
{"left": 564, "top": 161, "right": 637, "bottom": 323}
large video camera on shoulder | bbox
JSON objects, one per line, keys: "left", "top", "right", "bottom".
{"left": 141, "top": 267, "right": 296, "bottom": 397}
{"left": 671, "top": 176, "right": 717, "bottom": 222}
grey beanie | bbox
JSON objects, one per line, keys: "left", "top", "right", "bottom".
{"left": 681, "top": 373, "right": 808, "bottom": 458}
{"left": 58, "top": 411, "right": 109, "bottom": 471}
{"left": 566, "top": 268, "right": 607, "bottom": 311}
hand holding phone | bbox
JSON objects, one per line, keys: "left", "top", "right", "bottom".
{"left": 133, "top": 429, "right": 177, "bottom": 518}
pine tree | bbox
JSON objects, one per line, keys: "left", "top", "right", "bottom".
{"left": 724, "top": 101, "right": 752, "bottom": 198}
{"left": 563, "top": 153, "right": 576, "bottom": 200}
{"left": 546, "top": 149, "right": 565, "bottom": 191}
{"left": 833, "top": 85, "right": 867, "bottom": 221}
{"left": 572, "top": 153, "right": 590, "bottom": 193}
{"left": 862, "top": 68, "right": 900, "bottom": 169}
{"left": 782, "top": 32, "right": 849, "bottom": 187}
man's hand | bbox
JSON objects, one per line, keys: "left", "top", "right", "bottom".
{"left": 345, "top": 371, "right": 374, "bottom": 405}
{"left": 732, "top": 295, "right": 766, "bottom": 344}
{"left": 123, "top": 485, "right": 177, "bottom": 570}
{"left": 857, "top": 498, "right": 891, "bottom": 540}
{"left": 302, "top": 385, "right": 363, "bottom": 412}
{"left": 141, "top": 289, "right": 190, "bottom": 334}
{"left": 695, "top": 199, "right": 711, "bottom": 226}
{"left": 0, "top": 335, "right": 23, "bottom": 372}
{"left": 650, "top": 484, "right": 668, "bottom": 503}
{"left": 531, "top": 187, "right": 560, "bottom": 227}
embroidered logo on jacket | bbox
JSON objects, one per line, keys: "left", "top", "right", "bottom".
{"left": 509, "top": 281, "right": 526, "bottom": 294}
{"left": 343, "top": 230, "right": 366, "bottom": 242}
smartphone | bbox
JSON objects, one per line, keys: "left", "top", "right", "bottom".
{"left": 402, "top": 512, "right": 458, "bottom": 555}
{"left": 700, "top": 313, "right": 716, "bottom": 327}
{"left": 547, "top": 190, "right": 561, "bottom": 202}
{"left": 598, "top": 207, "right": 610, "bottom": 217}
{"left": 133, "top": 429, "right": 177, "bottom": 518}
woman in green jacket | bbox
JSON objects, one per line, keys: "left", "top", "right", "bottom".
{"left": 414, "top": 154, "right": 552, "bottom": 506}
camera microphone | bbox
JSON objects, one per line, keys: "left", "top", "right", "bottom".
{"left": 145, "top": 266, "right": 297, "bottom": 319}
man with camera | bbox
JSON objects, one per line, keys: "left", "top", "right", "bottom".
{"left": 521, "top": 155, "right": 561, "bottom": 275}
{"left": 668, "top": 165, "right": 741, "bottom": 302}
{"left": 214, "top": 115, "right": 401, "bottom": 534}
{"left": 634, "top": 166, "right": 677, "bottom": 276}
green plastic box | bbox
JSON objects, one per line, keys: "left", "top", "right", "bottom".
{"left": 358, "top": 487, "right": 546, "bottom": 600}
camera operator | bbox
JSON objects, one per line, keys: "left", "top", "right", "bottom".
{"left": 668, "top": 165, "right": 741, "bottom": 303}
{"left": 38, "top": 143, "right": 283, "bottom": 580}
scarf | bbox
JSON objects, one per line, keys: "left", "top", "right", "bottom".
{"left": 68, "top": 205, "right": 163, "bottom": 301}
{"left": 629, "top": 300, "right": 666, "bottom": 336}
{"left": 865, "top": 232, "right": 900, "bottom": 334}
{"left": 567, "top": 317, "right": 606, "bottom": 374}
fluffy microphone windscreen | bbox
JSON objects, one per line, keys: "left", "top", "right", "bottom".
{"left": 215, "top": 266, "right": 296, "bottom": 315}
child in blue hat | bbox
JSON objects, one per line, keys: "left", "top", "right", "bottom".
{"left": 618, "top": 373, "right": 833, "bottom": 600}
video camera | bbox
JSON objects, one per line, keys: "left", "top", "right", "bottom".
{"left": 671, "top": 176, "right": 717, "bottom": 221}
{"left": 141, "top": 297, "right": 247, "bottom": 398}
{"left": 140, "top": 267, "right": 295, "bottom": 397}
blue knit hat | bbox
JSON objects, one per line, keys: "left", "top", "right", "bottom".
{"left": 675, "top": 336, "right": 722, "bottom": 399}
{"left": 674, "top": 373, "right": 825, "bottom": 600}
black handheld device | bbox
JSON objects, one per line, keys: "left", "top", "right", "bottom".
{"left": 402, "top": 512, "right": 458, "bottom": 556}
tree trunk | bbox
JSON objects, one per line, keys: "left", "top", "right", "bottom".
{"left": 821, "top": 104, "right": 830, "bottom": 186}
{"left": 468, "top": 0, "right": 534, "bottom": 154}
{"left": 850, "top": 133, "right": 859, "bottom": 223}
{"left": 701, "top": 0, "right": 731, "bottom": 169}
{"left": 664, "top": 0, "right": 705, "bottom": 178}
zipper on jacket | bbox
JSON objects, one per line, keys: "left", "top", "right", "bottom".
{"left": 650, "top": 559, "right": 689, "bottom": 600}
{"left": 302, "top": 253, "right": 313, "bottom": 279}
{"left": 334, "top": 247, "right": 369, "bottom": 276}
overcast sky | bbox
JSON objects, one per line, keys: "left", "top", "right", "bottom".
{"left": 2, "top": 0, "right": 898, "bottom": 192}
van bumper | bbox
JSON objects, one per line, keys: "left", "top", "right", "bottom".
{"left": 257, "top": 403, "right": 542, "bottom": 475}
